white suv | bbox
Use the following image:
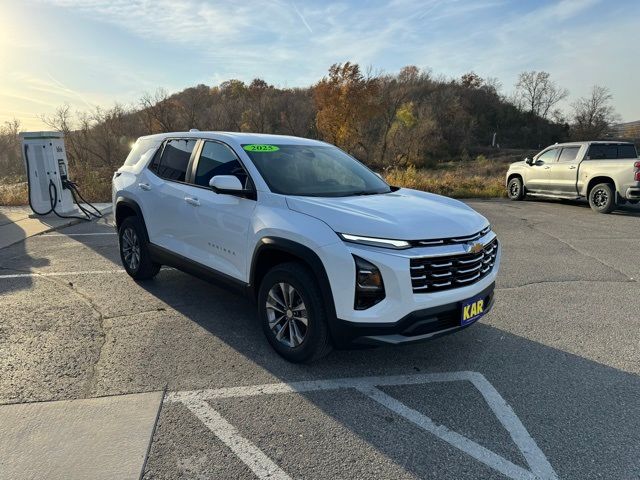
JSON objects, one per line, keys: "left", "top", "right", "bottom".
{"left": 113, "top": 131, "right": 501, "bottom": 362}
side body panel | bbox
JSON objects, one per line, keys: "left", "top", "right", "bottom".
{"left": 576, "top": 159, "right": 640, "bottom": 197}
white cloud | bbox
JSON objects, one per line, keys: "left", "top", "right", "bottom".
{"left": 7, "top": 0, "right": 640, "bottom": 127}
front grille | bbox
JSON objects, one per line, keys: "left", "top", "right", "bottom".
{"left": 411, "top": 225, "right": 491, "bottom": 247}
{"left": 410, "top": 238, "right": 498, "bottom": 293}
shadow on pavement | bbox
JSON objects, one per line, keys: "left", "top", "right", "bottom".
{"left": 0, "top": 210, "right": 49, "bottom": 294}
{"left": 133, "top": 269, "right": 639, "bottom": 480}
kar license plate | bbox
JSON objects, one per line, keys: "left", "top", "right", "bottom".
{"left": 461, "top": 296, "right": 486, "bottom": 326}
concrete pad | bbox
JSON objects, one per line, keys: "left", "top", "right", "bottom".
{"left": 0, "top": 204, "right": 112, "bottom": 250}
{"left": 0, "top": 391, "right": 163, "bottom": 480}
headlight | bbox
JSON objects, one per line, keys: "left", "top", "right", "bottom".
{"left": 353, "top": 255, "right": 385, "bottom": 310}
{"left": 339, "top": 233, "right": 411, "bottom": 249}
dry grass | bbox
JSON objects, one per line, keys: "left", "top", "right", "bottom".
{"left": 0, "top": 176, "right": 28, "bottom": 206}
{"left": 0, "top": 168, "right": 112, "bottom": 207}
{"left": 385, "top": 155, "right": 510, "bottom": 199}
{"left": 71, "top": 168, "right": 113, "bottom": 203}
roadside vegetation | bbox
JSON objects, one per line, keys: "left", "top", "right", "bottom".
{"left": 0, "top": 64, "right": 628, "bottom": 206}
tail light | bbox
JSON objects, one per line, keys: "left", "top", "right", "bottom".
{"left": 635, "top": 161, "right": 640, "bottom": 181}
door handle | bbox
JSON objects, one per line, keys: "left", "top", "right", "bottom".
{"left": 569, "top": 165, "right": 577, "bottom": 170}
{"left": 138, "top": 183, "right": 151, "bottom": 191}
{"left": 185, "top": 196, "right": 200, "bottom": 207}
{"left": 544, "top": 166, "right": 551, "bottom": 170}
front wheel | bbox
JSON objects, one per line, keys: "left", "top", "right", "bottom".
{"left": 588, "top": 183, "right": 616, "bottom": 214}
{"left": 507, "top": 177, "right": 525, "bottom": 201}
{"left": 258, "top": 262, "right": 332, "bottom": 363}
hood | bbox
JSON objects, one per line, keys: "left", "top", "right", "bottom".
{"left": 286, "top": 188, "right": 489, "bottom": 240}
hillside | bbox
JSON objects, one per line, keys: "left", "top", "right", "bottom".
{"left": 0, "top": 64, "right": 575, "bottom": 205}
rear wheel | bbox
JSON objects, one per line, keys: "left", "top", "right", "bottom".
{"left": 588, "top": 183, "right": 616, "bottom": 214}
{"left": 507, "top": 177, "right": 525, "bottom": 200}
{"left": 118, "top": 216, "right": 161, "bottom": 280}
{"left": 258, "top": 262, "right": 332, "bottom": 363}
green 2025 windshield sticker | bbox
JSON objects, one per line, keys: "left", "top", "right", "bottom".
{"left": 243, "top": 144, "right": 280, "bottom": 152}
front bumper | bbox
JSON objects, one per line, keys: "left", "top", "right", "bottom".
{"left": 331, "top": 282, "right": 495, "bottom": 347}
{"left": 319, "top": 229, "right": 500, "bottom": 324}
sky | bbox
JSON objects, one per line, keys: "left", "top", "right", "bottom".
{"left": 1, "top": 0, "right": 638, "bottom": 130}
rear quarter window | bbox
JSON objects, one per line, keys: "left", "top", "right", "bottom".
{"left": 618, "top": 144, "right": 638, "bottom": 158}
{"left": 588, "top": 144, "right": 638, "bottom": 159}
{"left": 123, "top": 139, "right": 158, "bottom": 167}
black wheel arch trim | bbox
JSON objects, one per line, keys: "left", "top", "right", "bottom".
{"left": 250, "top": 237, "right": 339, "bottom": 340}
{"left": 115, "top": 196, "right": 151, "bottom": 242}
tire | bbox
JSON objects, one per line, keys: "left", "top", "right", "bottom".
{"left": 507, "top": 177, "right": 525, "bottom": 201}
{"left": 258, "top": 262, "right": 332, "bottom": 363}
{"left": 588, "top": 183, "right": 616, "bottom": 214}
{"left": 118, "top": 216, "right": 161, "bottom": 280}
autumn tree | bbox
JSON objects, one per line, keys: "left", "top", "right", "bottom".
{"left": 461, "top": 71, "right": 484, "bottom": 89}
{"left": 140, "top": 88, "right": 180, "bottom": 133}
{"left": 514, "top": 71, "right": 568, "bottom": 119}
{"left": 314, "top": 62, "right": 380, "bottom": 158}
{"left": 570, "top": 85, "right": 619, "bottom": 139}
{"left": 177, "top": 84, "right": 211, "bottom": 130}
{"left": 0, "top": 119, "right": 22, "bottom": 176}
{"left": 241, "top": 79, "right": 275, "bottom": 133}
{"left": 376, "top": 66, "right": 425, "bottom": 166}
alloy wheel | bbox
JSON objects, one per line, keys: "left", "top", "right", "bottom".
{"left": 121, "top": 227, "right": 141, "bottom": 272}
{"left": 266, "top": 282, "right": 308, "bottom": 348}
{"left": 509, "top": 181, "right": 520, "bottom": 198}
{"left": 593, "top": 189, "right": 608, "bottom": 208}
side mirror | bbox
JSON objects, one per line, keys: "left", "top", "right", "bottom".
{"left": 209, "top": 175, "right": 248, "bottom": 195}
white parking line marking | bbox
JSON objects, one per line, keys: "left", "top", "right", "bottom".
{"left": 0, "top": 269, "right": 126, "bottom": 279}
{"left": 167, "top": 372, "right": 558, "bottom": 480}
{"left": 184, "top": 399, "right": 292, "bottom": 480}
{"left": 0, "top": 267, "right": 175, "bottom": 279}
{"left": 38, "top": 233, "right": 117, "bottom": 237}
{"left": 358, "top": 385, "right": 538, "bottom": 480}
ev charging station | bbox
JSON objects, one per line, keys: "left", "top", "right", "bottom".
{"left": 20, "top": 131, "right": 102, "bottom": 220}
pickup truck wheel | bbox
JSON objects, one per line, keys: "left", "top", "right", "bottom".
{"left": 258, "top": 262, "right": 332, "bottom": 363}
{"left": 588, "top": 183, "right": 616, "bottom": 214}
{"left": 118, "top": 216, "right": 161, "bottom": 280}
{"left": 507, "top": 177, "right": 525, "bottom": 201}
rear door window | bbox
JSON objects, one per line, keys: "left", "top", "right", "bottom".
{"left": 194, "top": 141, "right": 249, "bottom": 188}
{"left": 558, "top": 147, "right": 580, "bottom": 163}
{"left": 155, "top": 139, "right": 197, "bottom": 182}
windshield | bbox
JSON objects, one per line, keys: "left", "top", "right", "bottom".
{"left": 242, "top": 144, "right": 391, "bottom": 197}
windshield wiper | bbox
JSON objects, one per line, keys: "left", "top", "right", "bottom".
{"left": 350, "top": 190, "right": 389, "bottom": 196}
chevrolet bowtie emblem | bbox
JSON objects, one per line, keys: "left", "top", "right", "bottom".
{"left": 466, "top": 242, "right": 484, "bottom": 254}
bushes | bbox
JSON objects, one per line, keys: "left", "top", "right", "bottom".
{"left": 384, "top": 158, "right": 508, "bottom": 199}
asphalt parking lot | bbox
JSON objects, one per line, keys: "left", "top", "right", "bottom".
{"left": 1, "top": 198, "right": 639, "bottom": 479}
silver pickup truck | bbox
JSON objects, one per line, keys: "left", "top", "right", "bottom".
{"left": 506, "top": 141, "right": 640, "bottom": 213}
